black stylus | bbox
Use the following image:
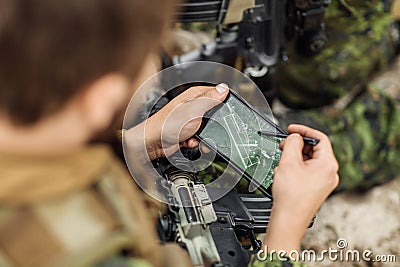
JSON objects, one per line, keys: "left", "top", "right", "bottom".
{"left": 257, "top": 131, "right": 319, "bottom": 146}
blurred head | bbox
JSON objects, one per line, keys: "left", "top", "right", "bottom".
{"left": 0, "top": 0, "right": 176, "bottom": 131}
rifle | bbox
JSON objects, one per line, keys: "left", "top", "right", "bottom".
{"left": 169, "top": 0, "right": 330, "bottom": 102}
{"left": 175, "top": 0, "right": 329, "bottom": 64}
{"left": 154, "top": 149, "right": 269, "bottom": 267}
{"left": 154, "top": 149, "right": 314, "bottom": 267}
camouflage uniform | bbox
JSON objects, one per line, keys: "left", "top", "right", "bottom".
{"left": 275, "top": 0, "right": 400, "bottom": 191}
{"left": 0, "top": 145, "right": 191, "bottom": 267}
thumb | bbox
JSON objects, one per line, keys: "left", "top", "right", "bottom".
{"left": 176, "top": 83, "right": 229, "bottom": 122}
{"left": 279, "top": 133, "right": 304, "bottom": 165}
{"left": 196, "top": 83, "right": 229, "bottom": 111}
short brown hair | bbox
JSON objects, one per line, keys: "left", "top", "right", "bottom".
{"left": 0, "top": 0, "right": 177, "bottom": 125}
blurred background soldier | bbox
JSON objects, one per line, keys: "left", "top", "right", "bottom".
{"left": 274, "top": 0, "right": 400, "bottom": 191}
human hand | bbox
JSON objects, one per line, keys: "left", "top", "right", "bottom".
{"left": 125, "top": 84, "right": 229, "bottom": 160}
{"left": 264, "top": 124, "right": 339, "bottom": 254}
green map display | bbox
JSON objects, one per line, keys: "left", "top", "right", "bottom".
{"left": 198, "top": 93, "right": 282, "bottom": 190}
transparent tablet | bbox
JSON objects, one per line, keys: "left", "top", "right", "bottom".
{"left": 196, "top": 89, "right": 284, "bottom": 193}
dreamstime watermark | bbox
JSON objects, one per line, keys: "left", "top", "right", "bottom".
{"left": 256, "top": 238, "right": 397, "bottom": 263}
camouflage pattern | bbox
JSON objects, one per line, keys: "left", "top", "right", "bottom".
{"left": 276, "top": 0, "right": 397, "bottom": 108}
{"left": 0, "top": 145, "right": 190, "bottom": 267}
{"left": 275, "top": 0, "right": 400, "bottom": 192}
{"left": 276, "top": 84, "right": 400, "bottom": 192}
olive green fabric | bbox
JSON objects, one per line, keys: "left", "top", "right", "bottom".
{"left": 275, "top": 0, "right": 400, "bottom": 192}
{"left": 0, "top": 145, "right": 191, "bottom": 267}
{"left": 277, "top": 0, "right": 397, "bottom": 109}
{"left": 276, "top": 85, "right": 400, "bottom": 192}
{"left": 0, "top": 143, "right": 304, "bottom": 267}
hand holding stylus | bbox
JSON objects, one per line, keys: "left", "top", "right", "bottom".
{"left": 264, "top": 124, "right": 339, "bottom": 254}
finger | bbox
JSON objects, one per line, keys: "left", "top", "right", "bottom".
{"left": 279, "top": 133, "right": 305, "bottom": 165}
{"left": 280, "top": 137, "right": 312, "bottom": 152}
{"left": 196, "top": 83, "right": 229, "bottom": 108}
{"left": 279, "top": 139, "right": 285, "bottom": 150}
{"left": 177, "top": 83, "right": 229, "bottom": 119}
{"left": 200, "top": 143, "right": 211, "bottom": 153}
{"left": 160, "top": 84, "right": 229, "bottom": 142}
{"left": 288, "top": 124, "right": 333, "bottom": 160}
{"left": 288, "top": 124, "right": 328, "bottom": 140}
{"left": 280, "top": 137, "right": 312, "bottom": 160}
{"left": 186, "top": 138, "right": 200, "bottom": 148}
{"left": 165, "top": 86, "right": 214, "bottom": 110}
{"left": 171, "top": 84, "right": 229, "bottom": 106}
{"left": 181, "top": 140, "right": 188, "bottom": 147}
{"left": 303, "top": 143, "right": 314, "bottom": 159}
{"left": 175, "top": 86, "right": 213, "bottom": 102}
{"left": 333, "top": 173, "right": 340, "bottom": 189}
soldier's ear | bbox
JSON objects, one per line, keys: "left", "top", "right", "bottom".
{"left": 77, "top": 73, "right": 129, "bottom": 133}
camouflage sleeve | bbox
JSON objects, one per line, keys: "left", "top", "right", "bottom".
{"left": 276, "top": 83, "right": 400, "bottom": 192}
{"left": 249, "top": 253, "right": 308, "bottom": 267}
{"left": 276, "top": 0, "right": 396, "bottom": 109}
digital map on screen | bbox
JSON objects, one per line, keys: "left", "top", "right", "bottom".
{"left": 198, "top": 93, "right": 282, "bottom": 190}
